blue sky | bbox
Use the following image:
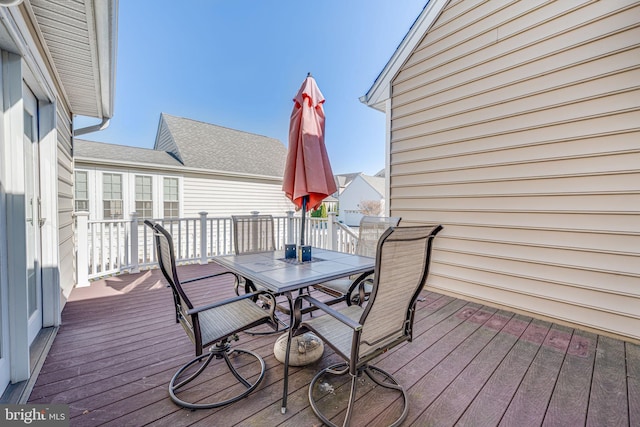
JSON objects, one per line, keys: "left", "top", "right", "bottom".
{"left": 77, "top": 1, "right": 427, "bottom": 175}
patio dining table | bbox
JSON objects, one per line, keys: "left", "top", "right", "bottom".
{"left": 213, "top": 247, "right": 376, "bottom": 413}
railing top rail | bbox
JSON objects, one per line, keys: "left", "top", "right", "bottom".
{"left": 336, "top": 222, "right": 358, "bottom": 239}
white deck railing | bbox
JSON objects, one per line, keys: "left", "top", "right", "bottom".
{"left": 74, "top": 211, "right": 358, "bottom": 285}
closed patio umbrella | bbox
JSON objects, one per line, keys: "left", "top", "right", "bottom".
{"left": 283, "top": 74, "right": 337, "bottom": 247}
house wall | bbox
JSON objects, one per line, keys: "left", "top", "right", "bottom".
{"left": 338, "top": 176, "right": 384, "bottom": 226}
{"left": 57, "top": 102, "right": 74, "bottom": 304}
{"left": 389, "top": 0, "right": 640, "bottom": 339}
{"left": 182, "top": 173, "right": 293, "bottom": 217}
{"left": 74, "top": 164, "right": 294, "bottom": 220}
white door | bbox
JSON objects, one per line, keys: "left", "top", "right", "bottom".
{"left": 23, "top": 85, "right": 42, "bottom": 345}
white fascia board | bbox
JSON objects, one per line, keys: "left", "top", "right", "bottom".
{"left": 360, "top": 0, "right": 448, "bottom": 111}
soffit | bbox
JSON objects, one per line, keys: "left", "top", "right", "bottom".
{"left": 29, "top": 0, "right": 116, "bottom": 118}
{"left": 360, "top": 0, "right": 447, "bottom": 111}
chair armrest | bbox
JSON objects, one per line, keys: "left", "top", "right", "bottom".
{"left": 187, "top": 290, "right": 268, "bottom": 315}
{"left": 345, "top": 270, "right": 374, "bottom": 306}
{"left": 297, "top": 295, "right": 362, "bottom": 331}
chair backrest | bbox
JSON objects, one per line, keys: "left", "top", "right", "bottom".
{"left": 232, "top": 214, "right": 276, "bottom": 254}
{"left": 144, "top": 220, "right": 195, "bottom": 326}
{"left": 355, "top": 216, "right": 401, "bottom": 257}
{"left": 357, "top": 224, "right": 442, "bottom": 359}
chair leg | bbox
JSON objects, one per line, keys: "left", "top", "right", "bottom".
{"left": 308, "top": 362, "right": 408, "bottom": 427}
{"left": 169, "top": 343, "right": 266, "bottom": 410}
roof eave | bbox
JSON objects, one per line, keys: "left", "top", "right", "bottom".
{"left": 26, "top": 0, "right": 118, "bottom": 120}
{"left": 74, "top": 156, "right": 284, "bottom": 182}
{"left": 360, "top": 0, "right": 448, "bottom": 111}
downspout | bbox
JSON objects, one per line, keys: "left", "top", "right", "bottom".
{"left": 73, "top": 0, "right": 117, "bottom": 137}
{"left": 73, "top": 117, "right": 110, "bottom": 136}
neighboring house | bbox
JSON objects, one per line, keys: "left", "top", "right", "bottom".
{"left": 0, "top": 0, "right": 116, "bottom": 397}
{"left": 337, "top": 173, "right": 385, "bottom": 226}
{"left": 334, "top": 172, "right": 361, "bottom": 195}
{"left": 74, "top": 113, "right": 294, "bottom": 221}
{"left": 361, "top": 1, "right": 639, "bottom": 341}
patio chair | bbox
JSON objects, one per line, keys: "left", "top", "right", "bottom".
{"left": 288, "top": 224, "right": 442, "bottom": 426}
{"left": 231, "top": 214, "right": 276, "bottom": 296}
{"left": 231, "top": 214, "right": 289, "bottom": 332}
{"left": 314, "top": 215, "right": 401, "bottom": 305}
{"left": 145, "top": 220, "right": 277, "bottom": 410}
{"left": 232, "top": 214, "right": 276, "bottom": 254}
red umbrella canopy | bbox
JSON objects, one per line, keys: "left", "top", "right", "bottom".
{"left": 282, "top": 75, "right": 337, "bottom": 212}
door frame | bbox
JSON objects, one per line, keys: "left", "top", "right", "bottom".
{"left": 0, "top": 50, "right": 59, "bottom": 387}
{"left": 23, "top": 83, "right": 42, "bottom": 345}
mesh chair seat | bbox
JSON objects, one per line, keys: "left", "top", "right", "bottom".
{"left": 297, "top": 305, "right": 363, "bottom": 358}
{"left": 198, "top": 298, "right": 274, "bottom": 346}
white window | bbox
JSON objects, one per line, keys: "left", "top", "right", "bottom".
{"left": 135, "top": 175, "right": 153, "bottom": 219}
{"left": 103, "top": 173, "right": 123, "bottom": 219}
{"left": 74, "top": 171, "right": 89, "bottom": 212}
{"left": 163, "top": 177, "right": 179, "bottom": 218}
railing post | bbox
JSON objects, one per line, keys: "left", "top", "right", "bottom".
{"left": 199, "top": 212, "right": 208, "bottom": 264}
{"left": 286, "top": 211, "right": 295, "bottom": 244}
{"left": 328, "top": 211, "right": 337, "bottom": 251}
{"left": 75, "top": 212, "right": 90, "bottom": 287}
{"left": 130, "top": 213, "right": 140, "bottom": 273}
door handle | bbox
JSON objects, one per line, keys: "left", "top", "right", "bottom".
{"left": 38, "top": 197, "right": 46, "bottom": 227}
{"left": 26, "top": 198, "right": 34, "bottom": 224}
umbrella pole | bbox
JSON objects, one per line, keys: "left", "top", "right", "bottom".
{"left": 300, "top": 196, "right": 307, "bottom": 246}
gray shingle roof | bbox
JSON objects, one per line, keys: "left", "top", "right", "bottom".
{"left": 159, "top": 114, "right": 286, "bottom": 177}
{"left": 74, "top": 139, "right": 182, "bottom": 167}
{"left": 335, "top": 172, "right": 362, "bottom": 189}
{"left": 360, "top": 174, "right": 385, "bottom": 196}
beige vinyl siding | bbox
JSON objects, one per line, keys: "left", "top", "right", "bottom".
{"left": 388, "top": 0, "right": 640, "bottom": 339}
{"left": 182, "top": 175, "right": 293, "bottom": 217}
{"left": 57, "top": 104, "right": 75, "bottom": 302}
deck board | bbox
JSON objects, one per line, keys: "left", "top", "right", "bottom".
{"left": 498, "top": 323, "right": 571, "bottom": 426}
{"left": 542, "top": 329, "right": 597, "bottom": 427}
{"left": 627, "top": 342, "right": 640, "bottom": 427}
{"left": 587, "top": 336, "right": 629, "bottom": 427}
{"left": 456, "top": 315, "right": 541, "bottom": 427}
{"left": 413, "top": 311, "right": 524, "bottom": 426}
{"left": 27, "top": 263, "right": 637, "bottom": 426}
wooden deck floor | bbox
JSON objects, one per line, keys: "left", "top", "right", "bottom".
{"left": 28, "top": 263, "right": 639, "bottom": 426}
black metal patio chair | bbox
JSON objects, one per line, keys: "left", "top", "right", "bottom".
{"left": 145, "top": 220, "right": 277, "bottom": 410}
{"left": 231, "top": 214, "right": 276, "bottom": 295}
{"left": 287, "top": 224, "right": 442, "bottom": 426}
{"left": 314, "top": 215, "right": 401, "bottom": 305}
{"left": 231, "top": 214, "right": 290, "bottom": 333}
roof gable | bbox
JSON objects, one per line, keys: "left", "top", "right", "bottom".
{"left": 157, "top": 113, "right": 287, "bottom": 178}
{"left": 360, "top": 0, "right": 448, "bottom": 111}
